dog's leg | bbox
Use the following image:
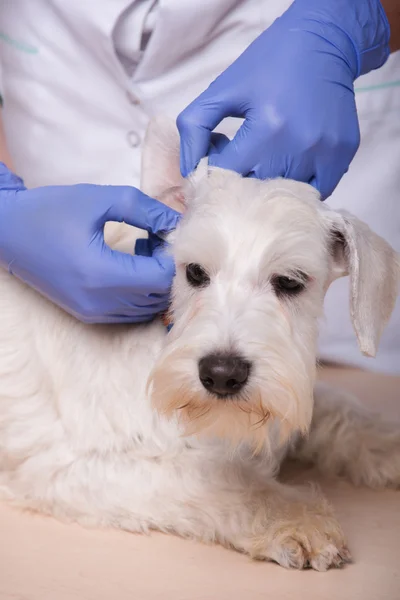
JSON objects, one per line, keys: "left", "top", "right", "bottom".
{"left": 290, "top": 382, "right": 400, "bottom": 488}
{"left": 2, "top": 444, "right": 349, "bottom": 571}
{"left": 192, "top": 477, "right": 350, "bottom": 571}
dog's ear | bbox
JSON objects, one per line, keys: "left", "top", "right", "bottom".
{"left": 141, "top": 115, "right": 185, "bottom": 212}
{"left": 328, "top": 210, "right": 400, "bottom": 357}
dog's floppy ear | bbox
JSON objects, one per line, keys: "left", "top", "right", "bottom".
{"left": 141, "top": 115, "right": 185, "bottom": 212}
{"left": 328, "top": 210, "right": 399, "bottom": 357}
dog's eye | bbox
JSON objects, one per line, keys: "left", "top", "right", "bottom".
{"left": 186, "top": 263, "right": 210, "bottom": 288}
{"left": 271, "top": 274, "right": 307, "bottom": 297}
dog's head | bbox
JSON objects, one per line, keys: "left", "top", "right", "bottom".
{"left": 143, "top": 117, "right": 399, "bottom": 449}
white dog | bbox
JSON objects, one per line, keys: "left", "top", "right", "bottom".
{"left": 0, "top": 117, "right": 399, "bottom": 571}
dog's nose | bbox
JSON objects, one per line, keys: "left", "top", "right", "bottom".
{"left": 198, "top": 354, "right": 250, "bottom": 397}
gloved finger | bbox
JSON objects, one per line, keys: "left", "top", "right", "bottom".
{"left": 92, "top": 185, "right": 181, "bottom": 236}
{"left": 311, "top": 170, "right": 340, "bottom": 201}
{"left": 100, "top": 246, "right": 176, "bottom": 296}
{"left": 208, "top": 132, "right": 230, "bottom": 157}
{"left": 250, "top": 153, "right": 315, "bottom": 185}
{"left": 78, "top": 300, "right": 171, "bottom": 325}
{"left": 247, "top": 163, "right": 286, "bottom": 180}
{"left": 177, "top": 95, "right": 232, "bottom": 177}
{"left": 311, "top": 156, "right": 351, "bottom": 200}
{"left": 0, "top": 162, "right": 26, "bottom": 191}
{"left": 307, "top": 176, "right": 323, "bottom": 199}
{"left": 208, "top": 116, "right": 273, "bottom": 176}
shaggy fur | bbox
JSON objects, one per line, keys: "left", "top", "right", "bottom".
{"left": 0, "top": 117, "right": 399, "bottom": 571}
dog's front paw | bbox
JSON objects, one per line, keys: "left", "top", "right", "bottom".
{"left": 251, "top": 514, "right": 351, "bottom": 571}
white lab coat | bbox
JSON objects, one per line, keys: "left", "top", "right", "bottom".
{"left": 0, "top": 0, "right": 399, "bottom": 373}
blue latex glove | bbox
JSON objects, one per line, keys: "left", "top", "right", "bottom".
{"left": 0, "top": 163, "right": 180, "bottom": 323}
{"left": 178, "top": 0, "right": 390, "bottom": 199}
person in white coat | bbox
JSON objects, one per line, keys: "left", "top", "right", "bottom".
{"left": 0, "top": 0, "right": 399, "bottom": 372}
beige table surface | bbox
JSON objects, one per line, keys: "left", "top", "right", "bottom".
{"left": 1, "top": 365, "right": 399, "bottom": 600}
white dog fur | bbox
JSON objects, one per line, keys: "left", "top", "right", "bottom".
{"left": 0, "top": 117, "right": 399, "bottom": 571}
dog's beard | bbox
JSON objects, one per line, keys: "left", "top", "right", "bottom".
{"left": 149, "top": 341, "right": 315, "bottom": 453}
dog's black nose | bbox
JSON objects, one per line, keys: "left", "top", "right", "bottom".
{"left": 198, "top": 354, "right": 250, "bottom": 397}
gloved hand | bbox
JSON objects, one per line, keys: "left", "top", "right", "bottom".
{"left": 0, "top": 163, "right": 180, "bottom": 323}
{"left": 178, "top": 0, "right": 390, "bottom": 199}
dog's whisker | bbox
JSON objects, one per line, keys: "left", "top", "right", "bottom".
{"left": 187, "top": 406, "right": 212, "bottom": 423}
{"left": 237, "top": 403, "right": 253, "bottom": 415}
{"left": 251, "top": 406, "right": 271, "bottom": 429}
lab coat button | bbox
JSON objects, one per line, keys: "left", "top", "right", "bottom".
{"left": 127, "top": 130, "right": 141, "bottom": 148}
{"left": 126, "top": 90, "right": 140, "bottom": 105}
